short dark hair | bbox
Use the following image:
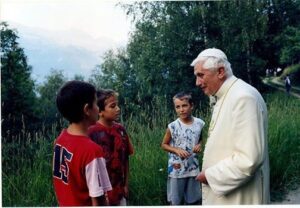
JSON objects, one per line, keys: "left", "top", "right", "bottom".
{"left": 56, "top": 80, "right": 96, "bottom": 123}
{"left": 173, "top": 91, "right": 193, "bottom": 105}
{"left": 96, "top": 89, "right": 118, "bottom": 111}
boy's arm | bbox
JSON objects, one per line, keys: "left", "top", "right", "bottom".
{"left": 124, "top": 157, "right": 130, "bottom": 198}
{"left": 161, "top": 128, "right": 190, "bottom": 158}
{"left": 128, "top": 137, "right": 134, "bottom": 155}
{"left": 86, "top": 157, "right": 112, "bottom": 206}
{"left": 91, "top": 195, "right": 109, "bottom": 206}
{"left": 193, "top": 132, "right": 203, "bottom": 153}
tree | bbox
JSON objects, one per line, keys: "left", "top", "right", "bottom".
{"left": 36, "top": 69, "right": 67, "bottom": 130}
{"left": 278, "top": 26, "right": 300, "bottom": 65}
{"left": 88, "top": 48, "right": 139, "bottom": 114}
{"left": 208, "top": 1, "right": 268, "bottom": 86}
{"left": 1, "top": 22, "right": 38, "bottom": 140}
{"left": 122, "top": 1, "right": 267, "bottom": 106}
{"left": 98, "top": 1, "right": 298, "bottom": 116}
{"left": 257, "top": 0, "right": 300, "bottom": 69}
{"left": 124, "top": 2, "right": 208, "bottom": 110}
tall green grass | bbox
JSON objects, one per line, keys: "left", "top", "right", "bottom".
{"left": 2, "top": 130, "right": 57, "bottom": 206}
{"left": 2, "top": 91, "right": 299, "bottom": 206}
{"left": 264, "top": 91, "right": 300, "bottom": 201}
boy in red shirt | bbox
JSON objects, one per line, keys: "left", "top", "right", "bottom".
{"left": 53, "top": 81, "right": 112, "bottom": 206}
{"left": 88, "top": 89, "right": 134, "bottom": 205}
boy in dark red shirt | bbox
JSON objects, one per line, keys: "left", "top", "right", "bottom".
{"left": 88, "top": 89, "right": 134, "bottom": 206}
{"left": 53, "top": 81, "right": 112, "bottom": 206}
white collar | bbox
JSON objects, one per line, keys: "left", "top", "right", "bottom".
{"left": 214, "top": 75, "right": 238, "bottom": 100}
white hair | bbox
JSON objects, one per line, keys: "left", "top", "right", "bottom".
{"left": 197, "top": 56, "right": 233, "bottom": 77}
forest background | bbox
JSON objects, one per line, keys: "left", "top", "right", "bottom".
{"left": 1, "top": 0, "right": 300, "bottom": 206}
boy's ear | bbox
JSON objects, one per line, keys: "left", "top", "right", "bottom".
{"left": 83, "top": 103, "right": 90, "bottom": 116}
{"left": 190, "top": 103, "right": 194, "bottom": 110}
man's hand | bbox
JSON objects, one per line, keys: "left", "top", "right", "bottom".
{"left": 196, "top": 171, "right": 208, "bottom": 185}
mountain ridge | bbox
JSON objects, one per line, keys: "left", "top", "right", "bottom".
{"left": 7, "top": 21, "right": 124, "bottom": 83}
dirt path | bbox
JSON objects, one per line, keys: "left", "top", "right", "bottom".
{"left": 263, "top": 77, "right": 300, "bottom": 99}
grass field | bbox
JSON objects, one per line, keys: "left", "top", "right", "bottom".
{"left": 2, "top": 90, "right": 299, "bottom": 206}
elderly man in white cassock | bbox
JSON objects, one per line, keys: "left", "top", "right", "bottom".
{"left": 192, "top": 48, "right": 270, "bottom": 205}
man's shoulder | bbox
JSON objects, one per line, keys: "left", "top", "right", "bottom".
{"left": 230, "top": 79, "right": 261, "bottom": 100}
{"left": 228, "top": 80, "right": 266, "bottom": 111}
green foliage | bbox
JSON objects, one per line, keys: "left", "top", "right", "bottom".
{"left": 89, "top": 48, "right": 139, "bottom": 114}
{"left": 1, "top": 22, "right": 38, "bottom": 140}
{"left": 98, "top": 1, "right": 275, "bottom": 114}
{"left": 2, "top": 128, "right": 59, "bottom": 206}
{"left": 36, "top": 69, "right": 67, "bottom": 131}
{"left": 73, "top": 74, "right": 85, "bottom": 81}
{"left": 257, "top": 0, "right": 300, "bottom": 69}
{"left": 126, "top": 2, "right": 204, "bottom": 104}
{"left": 278, "top": 26, "right": 300, "bottom": 65}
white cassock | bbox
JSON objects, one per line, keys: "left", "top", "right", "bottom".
{"left": 202, "top": 75, "right": 270, "bottom": 205}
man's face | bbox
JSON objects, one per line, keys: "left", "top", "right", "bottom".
{"left": 194, "top": 62, "right": 223, "bottom": 96}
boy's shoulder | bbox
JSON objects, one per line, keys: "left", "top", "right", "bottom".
{"left": 112, "top": 122, "right": 126, "bottom": 131}
{"left": 167, "top": 118, "right": 180, "bottom": 129}
{"left": 169, "top": 118, "right": 179, "bottom": 125}
{"left": 167, "top": 117, "right": 205, "bottom": 129}
{"left": 193, "top": 117, "right": 205, "bottom": 124}
{"left": 88, "top": 122, "right": 104, "bottom": 133}
{"left": 88, "top": 122, "right": 126, "bottom": 131}
{"left": 56, "top": 129, "right": 101, "bottom": 151}
{"left": 192, "top": 117, "right": 205, "bottom": 128}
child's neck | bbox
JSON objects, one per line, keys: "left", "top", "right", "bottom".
{"left": 98, "top": 119, "right": 114, "bottom": 128}
{"left": 67, "top": 122, "right": 89, "bottom": 136}
{"left": 179, "top": 116, "right": 193, "bottom": 125}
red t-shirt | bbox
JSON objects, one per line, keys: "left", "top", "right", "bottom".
{"left": 53, "top": 129, "right": 112, "bottom": 206}
{"left": 88, "top": 122, "right": 134, "bottom": 205}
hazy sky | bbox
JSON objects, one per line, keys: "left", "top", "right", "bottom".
{"left": 1, "top": 0, "right": 132, "bottom": 46}
{"left": 1, "top": 0, "right": 135, "bottom": 81}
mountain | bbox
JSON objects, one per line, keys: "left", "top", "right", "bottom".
{"left": 7, "top": 22, "right": 124, "bottom": 83}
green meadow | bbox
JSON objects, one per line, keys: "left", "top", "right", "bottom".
{"left": 2, "top": 91, "right": 300, "bottom": 206}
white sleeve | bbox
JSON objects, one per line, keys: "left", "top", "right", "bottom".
{"left": 85, "top": 157, "right": 112, "bottom": 197}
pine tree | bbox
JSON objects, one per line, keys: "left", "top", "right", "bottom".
{"left": 1, "top": 22, "right": 38, "bottom": 140}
